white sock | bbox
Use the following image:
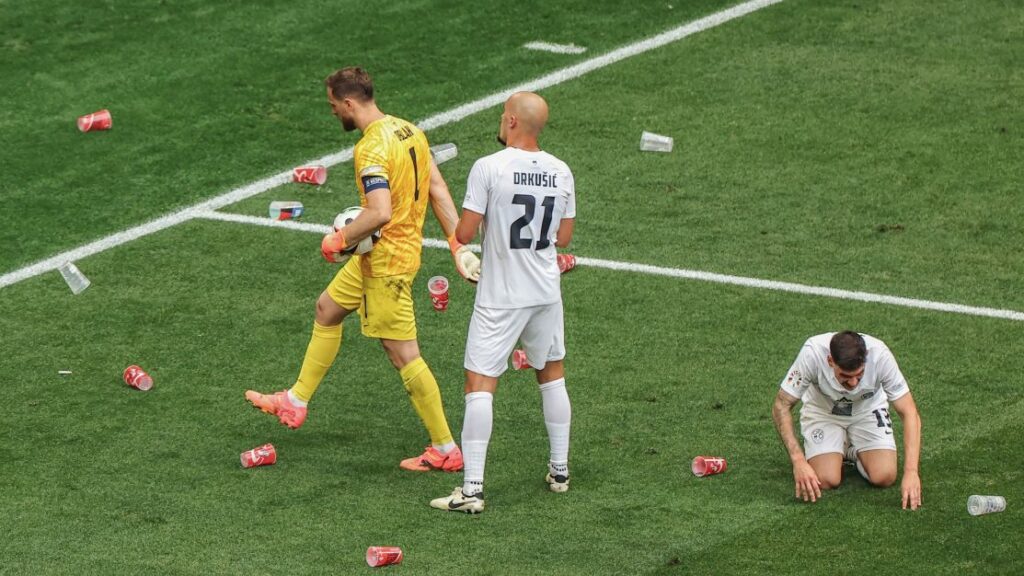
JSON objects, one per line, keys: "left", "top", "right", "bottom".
{"left": 539, "top": 378, "right": 571, "bottom": 475}
{"left": 286, "top": 389, "right": 308, "bottom": 408}
{"left": 461, "top": 391, "right": 493, "bottom": 496}
{"left": 855, "top": 458, "right": 869, "bottom": 481}
{"left": 433, "top": 441, "right": 457, "bottom": 455}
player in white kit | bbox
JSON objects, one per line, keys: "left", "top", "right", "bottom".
{"left": 431, "top": 91, "right": 575, "bottom": 514}
{"left": 771, "top": 331, "right": 923, "bottom": 510}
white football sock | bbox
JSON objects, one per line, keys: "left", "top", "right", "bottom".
{"left": 855, "top": 458, "right": 870, "bottom": 481}
{"left": 286, "top": 389, "right": 308, "bottom": 408}
{"left": 461, "top": 391, "right": 493, "bottom": 496}
{"left": 433, "top": 441, "right": 457, "bottom": 455}
{"left": 539, "top": 378, "right": 571, "bottom": 474}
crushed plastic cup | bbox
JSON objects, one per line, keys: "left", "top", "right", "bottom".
{"left": 58, "top": 262, "right": 91, "bottom": 295}
{"left": 240, "top": 443, "right": 277, "bottom": 468}
{"left": 691, "top": 456, "right": 727, "bottom": 477}
{"left": 292, "top": 165, "right": 327, "bottom": 185}
{"left": 512, "top": 349, "right": 529, "bottom": 370}
{"left": 430, "top": 143, "right": 458, "bottom": 165}
{"left": 557, "top": 253, "right": 577, "bottom": 274}
{"left": 428, "top": 276, "right": 449, "bottom": 311}
{"left": 123, "top": 365, "right": 154, "bottom": 391}
{"left": 77, "top": 109, "right": 112, "bottom": 132}
{"left": 366, "top": 546, "right": 403, "bottom": 567}
{"left": 639, "top": 130, "right": 673, "bottom": 153}
{"left": 968, "top": 495, "right": 1006, "bottom": 516}
{"left": 269, "top": 201, "right": 304, "bottom": 220}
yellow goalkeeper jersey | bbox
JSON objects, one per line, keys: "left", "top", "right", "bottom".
{"left": 352, "top": 115, "right": 431, "bottom": 277}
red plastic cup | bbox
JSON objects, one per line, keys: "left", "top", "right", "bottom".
{"left": 292, "top": 165, "right": 327, "bottom": 185}
{"left": 123, "top": 365, "right": 153, "bottom": 391}
{"left": 512, "top": 349, "right": 528, "bottom": 370}
{"left": 240, "top": 443, "right": 277, "bottom": 468}
{"left": 366, "top": 546, "right": 403, "bottom": 567}
{"left": 428, "top": 276, "right": 449, "bottom": 311}
{"left": 77, "top": 109, "right": 112, "bottom": 132}
{"left": 557, "top": 253, "right": 577, "bottom": 274}
{"left": 691, "top": 456, "right": 727, "bottom": 477}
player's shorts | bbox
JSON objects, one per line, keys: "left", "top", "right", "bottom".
{"left": 464, "top": 301, "right": 565, "bottom": 378}
{"left": 799, "top": 406, "right": 896, "bottom": 460}
{"left": 325, "top": 255, "right": 417, "bottom": 341}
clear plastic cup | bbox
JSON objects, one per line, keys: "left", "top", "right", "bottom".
{"left": 269, "top": 201, "right": 304, "bottom": 220}
{"left": 58, "top": 262, "right": 91, "bottom": 295}
{"left": 430, "top": 143, "right": 458, "bottom": 165}
{"left": 512, "top": 349, "right": 528, "bottom": 370}
{"left": 77, "top": 109, "right": 112, "bottom": 132}
{"left": 240, "top": 443, "right": 277, "bottom": 468}
{"left": 640, "top": 131, "right": 673, "bottom": 153}
{"left": 123, "top": 365, "right": 154, "bottom": 391}
{"left": 968, "top": 495, "right": 1006, "bottom": 516}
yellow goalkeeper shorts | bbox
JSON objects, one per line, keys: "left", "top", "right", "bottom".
{"left": 326, "top": 255, "right": 418, "bottom": 341}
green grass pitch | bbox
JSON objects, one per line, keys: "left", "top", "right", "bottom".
{"left": 2, "top": 0, "right": 1022, "bottom": 573}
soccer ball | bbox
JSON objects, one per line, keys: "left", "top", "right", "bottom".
{"left": 333, "top": 206, "right": 381, "bottom": 256}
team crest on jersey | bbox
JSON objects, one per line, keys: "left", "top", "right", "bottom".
{"left": 786, "top": 370, "right": 803, "bottom": 388}
{"left": 811, "top": 429, "right": 824, "bottom": 444}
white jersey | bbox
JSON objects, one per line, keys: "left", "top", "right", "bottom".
{"left": 780, "top": 333, "right": 909, "bottom": 417}
{"left": 463, "top": 147, "right": 576, "bottom": 309}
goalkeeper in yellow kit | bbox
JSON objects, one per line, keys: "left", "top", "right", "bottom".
{"left": 245, "top": 67, "right": 481, "bottom": 472}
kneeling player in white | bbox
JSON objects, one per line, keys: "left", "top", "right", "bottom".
{"left": 771, "top": 331, "right": 923, "bottom": 510}
{"left": 431, "top": 91, "right": 576, "bottom": 514}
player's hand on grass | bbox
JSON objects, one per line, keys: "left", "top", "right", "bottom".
{"left": 321, "top": 231, "right": 349, "bottom": 262}
{"left": 448, "top": 235, "right": 480, "bottom": 283}
{"left": 901, "top": 471, "right": 922, "bottom": 510}
{"left": 793, "top": 459, "right": 822, "bottom": 502}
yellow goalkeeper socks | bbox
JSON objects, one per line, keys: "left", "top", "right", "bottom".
{"left": 290, "top": 321, "right": 342, "bottom": 403}
{"left": 400, "top": 357, "right": 454, "bottom": 447}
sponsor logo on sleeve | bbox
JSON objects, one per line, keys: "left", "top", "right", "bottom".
{"left": 811, "top": 429, "right": 825, "bottom": 444}
{"left": 786, "top": 370, "right": 803, "bottom": 388}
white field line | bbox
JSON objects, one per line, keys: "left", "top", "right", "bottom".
{"left": 193, "top": 211, "right": 1024, "bottom": 322}
{"left": 0, "top": 0, "right": 781, "bottom": 291}
{"left": 523, "top": 41, "right": 588, "bottom": 55}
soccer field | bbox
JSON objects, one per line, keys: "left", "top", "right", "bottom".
{"left": 2, "top": 0, "right": 1023, "bottom": 574}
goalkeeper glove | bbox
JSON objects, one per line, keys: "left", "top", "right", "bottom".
{"left": 448, "top": 235, "right": 481, "bottom": 283}
{"left": 321, "top": 230, "right": 350, "bottom": 263}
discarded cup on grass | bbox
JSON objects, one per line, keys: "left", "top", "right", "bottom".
{"left": 639, "top": 130, "right": 673, "bottom": 153}
{"left": 366, "top": 546, "right": 403, "bottom": 567}
{"left": 692, "top": 456, "right": 727, "bottom": 477}
{"left": 77, "top": 109, "right": 112, "bottom": 132}
{"left": 123, "top": 365, "right": 154, "bottom": 391}
{"left": 557, "top": 253, "right": 577, "bottom": 274}
{"left": 58, "top": 262, "right": 91, "bottom": 295}
{"left": 428, "top": 276, "right": 449, "bottom": 312}
{"left": 269, "top": 201, "right": 304, "bottom": 220}
{"left": 512, "top": 349, "right": 528, "bottom": 370}
{"left": 240, "top": 443, "right": 277, "bottom": 468}
{"left": 430, "top": 143, "right": 458, "bottom": 165}
{"left": 292, "top": 165, "right": 327, "bottom": 185}
{"left": 968, "top": 495, "right": 1006, "bottom": 516}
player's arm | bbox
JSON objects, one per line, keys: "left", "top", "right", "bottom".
{"left": 891, "top": 392, "right": 922, "bottom": 510}
{"left": 427, "top": 160, "right": 480, "bottom": 283}
{"left": 771, "top": 389, "right": 821, "bottom": 502}
{"left": 555, "top": 218, "right": 574, "bottom": 248}
{"left": 456, "top": 209, "right": 483, "bottom": 246}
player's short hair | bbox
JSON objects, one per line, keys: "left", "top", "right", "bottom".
{"left": 325, "top": 67, "right": 374, "bottom": 102}
{"left": 829, "top": 331, "right": 867, "bottom": 371}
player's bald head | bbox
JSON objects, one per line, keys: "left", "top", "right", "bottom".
{"left": 506, "top": 92, "right": 548, "bottom": 135}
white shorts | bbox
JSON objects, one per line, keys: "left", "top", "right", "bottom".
{"left": 464, "top": 301, "right": 565, "bottom": 378}
{"left": 800, "top": 406, "right": 897, "bottom": 460}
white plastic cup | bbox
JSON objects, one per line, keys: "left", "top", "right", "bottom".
{"left": 58, "top": 262, "right": 91, "bottom": 295}
{"left": 640, "top": 131, "right": 673, "bottom": 153}
{"left": 428, "top": 276, "right": 450, "bottom": 311}
{"left": 430, "top": 143, "right": 458, "bottom": 165}
{"left": 968, "top": 495, "right": 1006, "bottom": 516}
